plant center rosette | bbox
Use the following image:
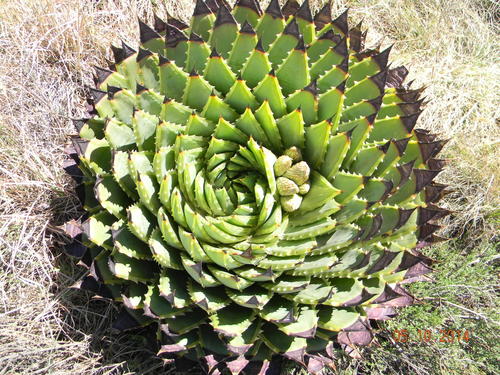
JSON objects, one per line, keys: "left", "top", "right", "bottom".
{"left": 62, "top": 0, "right": 450, "bottom": 373}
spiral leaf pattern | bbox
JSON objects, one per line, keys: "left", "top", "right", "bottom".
{"left": 63, "top": 0, "right": 450, "bottom": 373}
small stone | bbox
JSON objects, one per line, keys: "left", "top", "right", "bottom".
{"left": 298, "top": 182, "right": 310, "bottom": 195}
{"left": 284, "top": 146, "right": 302, "bottom": 162}
{"left": 273, "top": 155, "right": 293, "bottom": 177}
{"left": 284, "top": 161, "right": 310, "bottom": 185}
{"left": 281, "top": 194, "right": 303, "bottom": 212}
{"left": 277, "top": 177, "right": 299, "bottom": 196}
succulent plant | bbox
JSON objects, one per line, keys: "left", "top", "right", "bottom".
{"left": 63, "top": 0, "right": 450, "bottom": 373}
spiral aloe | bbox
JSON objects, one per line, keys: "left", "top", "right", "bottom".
{"left": 63, "top": 0, "right": 450, "bottom": 373}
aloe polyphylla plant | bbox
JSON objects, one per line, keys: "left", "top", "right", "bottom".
{"left": 63, "top": 0, "right": 450, "bottom": 373}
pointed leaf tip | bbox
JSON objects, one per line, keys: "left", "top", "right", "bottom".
{"left": 283, "top": 18, "right": 300, "bottom": 37}
{"left": 295, "top": 36, "right": 306, "bottom": 51}
{"left": 304, "top": 79, "right": 318, "bottom": 95}
{"left": 111, "top": 45, "right": 124, "bottom": 63}
{"left": 266, "top": 0, "right": 284, "bottom": 19}
{"left": 138, "top": 19, "right": 161, "bottom": 43}
{"left": 414, "top": 168, "right": 442, "bottom": 192}
{"left": 367, "top": 95, "right": 383, "bottom": 111}
{"left": 159, "top": 54, "right": 170, "bottom": 66}
{"left": 282, "top": 0, "right": 301, "bottom": 18}
{"left": 314, "top": 2, "right": 332, "bottom": 30}
{"left": 296, "top": 0, "right": 313, "bottom": 22}
{"left": 72, "top": 118, "right": 87, "bottom": 132}
{"left": 401, "top": 111, "right": 422, "bottom": 133}
{"left": 210, "top": 47, "right": 220, "bottom": 58}
{"left": 333, "top": 8, "right": 349, "bottom": 35}
{"left": 427, "top": 158, "right": 448, "bottom": 170}
{"left": 393, "top": 137, "right": 411, "bottom": 155}
{"left": 166, "top": 12, "right": 189, "bottom": 30}
{"left": 334, "top": 37, "right": 348, "bottom": 57}
{"left": 372, "top": 45, "right": 392, "bottom": 70}
{"left": 371, "top": 69, "right": 389, "bottom": 91}
{"left": 240, "top": 20, "right": 256, "bottom": 34}
{"left": 205, "top": 0, "right": 220, "bottom": 13}
{"left": 193, "top": 0, "right": 213, "bottom": 16}
{"left": 137, "top": 47, "right": 153, "bottom": 62}
{"left": 136, "top": 83, "right": 148, "bottom": 93}
{"left": 93, "top": 66, "right": 113, "bottom": 85}
{"left": 214, "top": 2, "right": 236, "bottom": 27}
{"left": 255, "top": 38, "right": 265, "bottom": 52}
{"left": 189, "top": 31, "right": 204, "bottom": 42}
{"left": 165, "top": 24, "right": 188, "bottom": 48}
{"left": 89, "top": 87, "right": 107, "bottom": 103}
{"left": 121, "top": 41, "right": 136, "bottom": 59}
{"left": 153, "top": 13, "right": 167, "bottom": 33}
{"left": 235, "top": 0, "right": 262, "bottom": 15}
{"left": 387, "top": 66, "right": 410, "bottom": 88}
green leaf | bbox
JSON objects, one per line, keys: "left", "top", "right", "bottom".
{"left": 259, "top": 296, "right": 297, "bottom": 323}
{"left": 95, "top": 176, "right": 131, "bottom": 219}
{"left": 186, "top": 35, "right": 211, "bottom": 72}
{"left": 262, "top": 275, "right": 309, "bottom": 293}
{"left": 159, "top": 98, "right": 191, "bottom": 125}
{"left": 182, "top": 72, "right": 213, "bottom": 111}
{"left": 113, "top": 223, "right": 151, "bottom": 259}
{"left": 109, "top": 88, "right": 136, "bottom": 125}
{"left": 105, "top": 118, "right": 136, "bottom": 151}
{"left": 83, "top": 138, "right": 112, "bottom": 176}
{"left": 254, "top": 100, "right": 283, "bottom": 152}
{"left": 332, "top": 171, "right": 365, "bottom": 204}
{"left": 322, "top": 278, "right": 364, "bottom": 306}
{"left": 317, "top": 306, "right": 359, "bottom": 331}
{"left": 112, "top": 151, "right": 139, "bottom": 200}
{"left": 276, "top": 43, "right": 310, "bottom": 95}
{"left": 277, "top": 306, "right": 318, "bottom": 338}
{"left": 310, "top": 224, "right": 360, "bottom": 255}
{"left": 83, "top": 211, "right": 115, "bottom": 248}
{"left": 296, "top": 171, "right": 340, "bottom": 214}
{"left": 276, "top": 109, "right": 305, "bottom": 150}
{"left": 285, "top": 281, "right": 334, "bottom": 304}
{"left": 210, "top": 304, "right": 255, "bottom": 337}
{"left": 304, "top": 119, "right": 331, "bottom": 168}
{"left": 209, "top": 12, "right": 238, "bottom": 58}
{"left": 203, "top": 52, "right": 236, "bottom": 94}
{"left": 225, "top": 319, "right": 262, "bottom": 355}
{"left": 109, "top": 252, "right": 157, "bottom": 282}
{"left": 241, "top": 44, "right": 272, "bottom": 88}
{"left": 228, "top": 23, "right": 258, "bottom": 71}
{"left": 289, "top": 253, "right": 339, "bottom": 276}
{"left": 201, "top": 94, "right": 239, "bottom": 122}
{"left": 254, "top": 72, "right": 287, "bottom": 118}
{"left": 190, "top": 6, "right": 215, "bottom": 40}
{"left": 188, "top": 281, "right": 230, "bottom": 312}
{"left": 159, "top": 58, "right": 188, "bottom": 101}
{"left": 181, "top": 253, "right": 221, "bottom": 288}
{"left": 260, "top": 324, "right": 307, "bottom": 361}
{"left": 163, "top": 308, "right": 207, "bottom": 334}
{"left": 226, "top": 285, "right": 273, "bottom": 309}
{"left": 132, "top": 110, "right": 158, "bottom": 152}
{"left": 158, "top": 269, "right": 191, "bottom": 308}
{"left": 127, "top": 203, "right": 155, "bottom": 242}
{"left": 148, "top": 228, "right": 183, "bottom": 269}
{"left": 208, "top": 264, "right": 254, "bottom": 290}
{"left": 255, "top": 9, "right": 285, "bottom": 50}
{"left": 318, "top": 132, "right": 350, "bottom": 180}
{"left": 203, "top": 243, "right": 243, "bottom": 270}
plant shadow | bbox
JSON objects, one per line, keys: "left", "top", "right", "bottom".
{"left": 47, "top": 183, "right": 206, "bottom": 374}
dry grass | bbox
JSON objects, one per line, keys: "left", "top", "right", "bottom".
{"left": 0, "top": 1, "right": 498, "bottom": 374}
